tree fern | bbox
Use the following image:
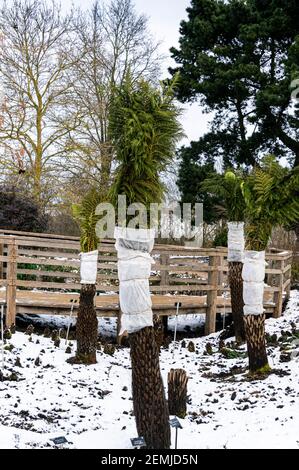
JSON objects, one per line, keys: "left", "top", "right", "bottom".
{"left": 201, "top": 170, "right": 246, "bottom": 222}
{"left": 109, "top": 74, "right": 184, "bottom": 212}
{"left": 73, "top": 188, "right": 102, "bottom": 252}
{"left": 243, "top": 156, "right": 299, "bottom": 250}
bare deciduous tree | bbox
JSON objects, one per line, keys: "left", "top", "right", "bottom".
{"left": 0, "top": 0, "right": 79, "bottom": 205}
{"left": 64, "top": 0, "right": 162, "bottom": 195}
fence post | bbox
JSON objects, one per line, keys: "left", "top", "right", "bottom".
{"left": 273, "top": 258, "right": 284, "bottom": 318}
{"left": 205, "top": 254, "right": 219, "bottom": 335}
{"left": 116, "top": 308, "right": 122, "bottom": 345}
{"left": 217, "top": 253, "right": 224, "bottom": 293}
{"left": 160, "top": 253, "right": 170, "bottom": 333}
{"left": 284, "top": 254, "right": 292, "bottom": 304}
{"left": 6, "top": 239, "right": 18, "bottom": 327}
{"left": 0, "top": 233, "right": 3, "bottom": 280}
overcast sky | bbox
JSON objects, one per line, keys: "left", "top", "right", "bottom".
{"left": 65, "top": 0, "right": 210, "bottom": 146}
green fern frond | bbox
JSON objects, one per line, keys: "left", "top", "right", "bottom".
{"left": 72, "top": 188, "right": 102, "bottom": 252}
{"left": 201, "top": 170, "right": 246, "bottom": 222}
{"left": 244, "top": 156, "right": 299, "bottom": 250}
{"left": 109, "top": 74, "right": 184, "bottom": 215}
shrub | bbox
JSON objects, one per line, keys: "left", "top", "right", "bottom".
{"left": 0, "top": 185, "right": 48, "bottom": 232}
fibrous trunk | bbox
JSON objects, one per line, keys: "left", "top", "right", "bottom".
{"left": 130, "top": 326, "right": 170, "bottom": 449}
{"left": 153, "top": 314, "right": 165, "bottom": 349}
{"left": 228, "top": 261, "right": 246, "bottom": 343}
{"left": 75, "top": 283, "right": 98, "bottom": 364}
{"left": 244, "top": 314, "right": 269, "bottom": 373}
{"left": 167, "top": 368, "right": 188, "bottom": 418}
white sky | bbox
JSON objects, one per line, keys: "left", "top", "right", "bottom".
{"left": 65, "top": 0, "right": 209, "bottom": 145}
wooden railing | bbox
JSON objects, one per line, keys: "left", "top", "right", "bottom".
{"left": 0, "top": 230, "right": 293, "bottom": 333}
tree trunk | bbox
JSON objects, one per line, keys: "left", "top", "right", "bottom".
{"left": 228, "top": 261, "right": 246, "bottom": 343}
{"left": 162, "top": 316, "right": 168, "bottom": 335}
{"left": 130, "top": 326, "right": 170, "bottom": 449}
{"left": 294, "top": 223, "right": 299, "bottom": 266}
{"left": 244, "top": 314, "right": 269, "bottom": 374}
{"left": 153, "top": 314, "right": 164, "bottom": 349}
{"left": 75, "top": 284, "right": 98, "bottom": 364}
{"left": 168, "top": 368, "right": 188, "bottom": 418}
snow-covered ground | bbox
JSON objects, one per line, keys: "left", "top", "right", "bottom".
{"left": 0, "top": 291, "right": 299, "bottom": 449}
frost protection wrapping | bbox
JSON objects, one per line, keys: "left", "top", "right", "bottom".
{"left": 114, "top": 227, "right": 155, "bottom": 334}
{"left": 80, "top": 250, "right": 98, "bottom": 284}
{"left": 227, "top": 222, "right": 244, "bottom": 262}
{"left": 242, "top": 250, "right": 265, "bottom": 315}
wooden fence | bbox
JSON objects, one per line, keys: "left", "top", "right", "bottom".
{"left": 0, "top": 229, "right": 293, "bottom": 335}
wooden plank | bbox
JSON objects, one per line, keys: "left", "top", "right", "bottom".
{"left": 13, "top": 269, "right": 121, "bottom": 281}
{"left": 163, "top": 258, "right": 209, "bottom": 266}
{"left": 2, "top": 238, "right": 80, "bottom": 250}
{"left": 12, "top": 268, "right": 109, "bottom": 278}
{"left": 265, "top": 253, "right": 293, "bottom": 261}
{"left": 16, "top": 248, "right": 80, "bottom": 258}
{"left": 155, "top": 264, "right": 216, "bottom": 273}
{"left": 11, "top": 277, "right": 281, "bottom": 293}
{"left": 283, "top": 264, "right": 292, "bottom": 274}
{"left": 0, "top": 228, "right": 80, "bottom": 241}
{"left": 12, "top": 269, "right": 80, "bottom": 279}
{"left": 154, "top": 249, "right": 227, "bottom": 257}
{"left": 15, "top": 280, "right": 119, "bottom": 290}
{"left": 150, "top": 284, "right": 280, "bottom": 293}
{"left": 15, "top": 256, "right": 80, "bottom": 267}
{"left": 283, "top": 278, "right": 291, "bottom": 290}
{"left": 9, "top": 250, "right": 119, "bottom": 262}
{"left": 13, "top": 255, "right": 105, "bottom": 267}
{"left": 168, "top": 278, "right": 208, "bottom": 285}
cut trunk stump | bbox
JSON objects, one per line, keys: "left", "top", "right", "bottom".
{"left": 167, "top": 368, "right": 188, "bottom": 418}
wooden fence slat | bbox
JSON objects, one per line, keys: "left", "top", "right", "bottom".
{"left": 15, "top": 256, "right": 80, "bottom": 267}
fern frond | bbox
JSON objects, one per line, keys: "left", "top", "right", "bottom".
{"left": 72, "top": 188, "right": 102, "bottom": 252}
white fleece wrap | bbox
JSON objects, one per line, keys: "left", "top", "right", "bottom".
{"left": 80, "top": 250, "right": 98, "bottom": 284}
{"left": 242, "top": 250, "right": 266, "bottom": 316}
{"left": 227, "top": 222, "right": 244, "bottom": 262}
{"left": 114, "top": 227, "right": 155, "bottom": 334}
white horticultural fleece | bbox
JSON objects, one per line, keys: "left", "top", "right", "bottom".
{"left": 227, "top": 222, "right": 245, "bottom": 263}
{"left": 242, "top": 250, "right": 266, "bottom": 316}
{"left": 114, "top": 227, "right": 155, "bottom": 334}
{"left": 79, "top": 250, "right": 99, "bottom": 284}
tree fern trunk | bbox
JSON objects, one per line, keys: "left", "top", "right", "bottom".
{"left": 75, "top": 284, "right": 98, "bottom": 364}
{"left": 228, "top": 261, "right": 246, "bottom": 343}
{"left": 244, "top": 314, "right": 269, "bottom": 373}
{"left": 168, "top": 368, "right": 188, "bottom": 418}
{"left": 130, "top": 326, "right": 170, "bottom": 449}
{"left": 153, "top": 314, "right": 165, "bottom": 349}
